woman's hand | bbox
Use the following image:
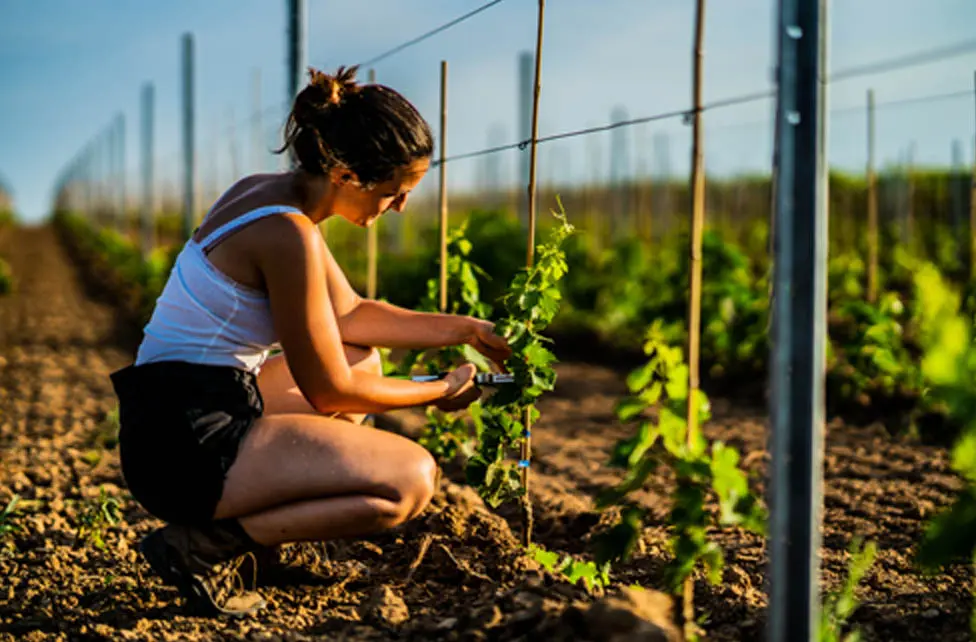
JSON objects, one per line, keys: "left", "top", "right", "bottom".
{"left": 464, "top": 319, "right": 513, "bottom": 372}
{"left": 435, "top": 363, "right": 482, "bottom": 412}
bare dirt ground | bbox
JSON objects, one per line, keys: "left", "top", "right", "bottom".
{"left": 0, "top": 225, "right": 971, "bottom": 641}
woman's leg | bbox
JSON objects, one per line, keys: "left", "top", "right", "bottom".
{"left": 214, "top": 412, "right": 437, "bottom": 547}
{"left": 258, "top": 343, "right": 381, "bottom": 424}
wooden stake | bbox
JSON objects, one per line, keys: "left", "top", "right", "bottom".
{"left": 520, "top": 0, "right": 546, "bottom": 549}
{"left": 684, "top": 0, "right": 707, "bottom": 636}
{"left": 367, "top": 68, "right": 379, "bottom": 300}
{"left": 866, "top": 89, "right": 878, "bottom": 303}
{"left": 438, "top": 60, "right": 449, "bottom": 314}
{"left": 907, "top": 142, "right": 915, "bottom": 252}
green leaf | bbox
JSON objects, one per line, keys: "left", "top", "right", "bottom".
{"left": 916, "top": 487, "right": 976, "bottom": 570}
{"left": 594, "top": 506, "right": 645, "bottom": 566}
{"left": 615, "top": 396, "right": 648, "bottom": 422}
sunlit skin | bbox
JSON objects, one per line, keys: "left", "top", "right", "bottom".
{"left": 188, "top": 159, "right": 512, "bottom": 547}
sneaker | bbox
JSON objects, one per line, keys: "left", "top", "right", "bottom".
{"left": 240, "top": 542, "right": 330, "bottom": 587}
{"left": 139, "top": 523, "right": 267, "bottom": 618}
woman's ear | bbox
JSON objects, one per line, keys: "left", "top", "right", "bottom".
{"left": 329, "top": 166, "right": 361, "bottom": 187}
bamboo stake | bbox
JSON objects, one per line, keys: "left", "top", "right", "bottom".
{"left": 438, "top": 61, "right": 449, "bottom": 314}
{"left": 907, "top": 142, "right": 915, "bottom": 252}
{"left": 866, "top": 89, "right": 878, "bottom": 302}
{"left": 520, "top": 0, "right": 546, "bottom": 548}
{"left": 367, "top": 68, "right": 379, "bottom": 300}
{"left": 684, "top": 0, "right": 707, "bottom": 636}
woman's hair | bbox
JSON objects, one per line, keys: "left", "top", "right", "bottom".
{"left": 277, "top": 65, "right": 434, "bottom": 188}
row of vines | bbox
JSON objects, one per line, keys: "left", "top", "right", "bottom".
{"left": 50, "top": 194, "right": 976, "bottom": 638}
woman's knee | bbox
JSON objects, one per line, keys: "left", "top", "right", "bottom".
{"left": 389, "top": 445, "right": 438, "bottom": 523}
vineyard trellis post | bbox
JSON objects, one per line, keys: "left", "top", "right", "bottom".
{"left": 367, "top": 67, "right": 379, "bottom": 301}
{"left": 438, "top": 60, "right": 449, "bottom": 314}
{"left": 767, "top": 0, "right": 829, "bottom": 639}
{"left": 286, "top": 0, "right": 305, "bottom": 102}
{"left": 141, "top": 82, "right": 155, "bottom": 257}
{"left": 683, "top": 0, "right": 707, "bottom": 635}
{"left": 867, "top": 88, "right": 878, "bottom": 302}
{"left": 907, "top": 141, "right": 916, "bottom": 252}
{"left": 515, "top": 0, "right": 546, "bottom": 549}
{"left": 116, "top": 114, "right": 126, "bottom": 235}
{"left": 181, "top": 32, "right": 196, "bottom": 241}
{"left": 970, "top": 70, "right": 976, "bottom": 280}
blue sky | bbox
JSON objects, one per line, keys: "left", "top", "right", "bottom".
{"left": 2, "top": 0, "right": 975, "bottom": 222}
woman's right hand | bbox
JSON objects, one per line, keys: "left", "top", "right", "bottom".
{"left": 435, "top": 363, "right": 482, "bottom": 412}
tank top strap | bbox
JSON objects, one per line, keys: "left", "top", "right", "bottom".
{"left": 197, "top": 204, "right": 299, "bottom": 253}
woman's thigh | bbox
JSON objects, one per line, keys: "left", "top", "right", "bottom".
{"left": 213, "top": 412, "right": 436, "bottom": 520}
{"left": 258, "top": 344, "right": 380, "bottom": 416}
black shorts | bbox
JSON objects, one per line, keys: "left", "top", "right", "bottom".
{"left": 109, "top": 360, "right": 264, "bottom": 526}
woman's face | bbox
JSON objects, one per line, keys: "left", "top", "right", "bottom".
{"left": 332, "top": 158, "right": 430, "bottom": 228}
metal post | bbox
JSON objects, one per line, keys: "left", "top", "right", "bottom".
{"left": 252, "top": 68, "right": 263, "bottom": 174}
{"left": 286, "top": 0, "right": 305, "bottom": 101}
{"left": 970, "top": 71, "right": 976, "bottom": 279}
{"left": 182, "top": 33, "right": 196, "bottom": 240}
{"left": 866, "top": 89, "right": 878, "bottom": 302}
{"left": 438, "top": 61, "right": 449, "bottom": 313}
{"left": 117, "top": 114, "right": 126, "bottom": 234}
{"left": 767, "top": 0, "right": 829, "bottom": 640}
{"left": 141, "top": 82, "right": 156, "bottom": 256}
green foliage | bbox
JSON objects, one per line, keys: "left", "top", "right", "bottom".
{"left": 818, "top": 538, "right": 877, "bottom": 642}
{"left": 54, "top": 211, "right": 178, "bottom": 323}
{"left": 911, "top": 263, "right": 976, "bottom": 573}
{"left": 826, "top": 293, "right": 921, "bottom": 411}
{"left": 0, "top": 257, "right": 13, "bottom": 295}
{"left": 593, "top": 322, "right": 766, "bottom": 594}
{"left": 528, "top": 543, "right": 610, "bottom": 593}
{"left": 74, "top": 487, "right": 123, "bottom": 551}
{"left": 465, "top": 200, "right": 575, "bottom": 508}
{"left": 0, "top": 494, "right": 23, "bottom": 552}
{"left": 395, "top": 221, "right": 496, "bottom": 464}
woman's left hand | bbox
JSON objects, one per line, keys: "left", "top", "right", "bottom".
{"left": 465, "top": 318, "right": 513, "bottom": 371}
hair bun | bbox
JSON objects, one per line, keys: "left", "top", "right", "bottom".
{"left": 308, "top": 65, "right": 360, "bottom": 106}
{"left": 293, "top": 66, "right": 361, "bottom": 130}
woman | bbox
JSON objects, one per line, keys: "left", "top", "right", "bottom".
{"left": 109, "top": 65, "right": 512, "bottom": 617}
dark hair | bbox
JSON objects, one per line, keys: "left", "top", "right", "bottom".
{"left": 277, "top": 66, "right": 434, "bottom": 188}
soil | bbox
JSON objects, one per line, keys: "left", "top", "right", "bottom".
{"left": 0, "top": 224, "right": 972, "bottom": 641}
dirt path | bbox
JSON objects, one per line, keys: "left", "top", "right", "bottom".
{"left": 0, "top": 225, "right": 972, "bottom": 641}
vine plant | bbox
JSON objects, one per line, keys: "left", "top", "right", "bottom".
{"left": 464, "top": 201, "right": 575, "bottom": 516}
{"left": 396, "top": 220, "right": 495, "bottom": 462}
{"left": 911, "top": 262, "right": 976, "bottom": 634}
{"left": 592, "top": 321, "right": 767, "bottom": 611}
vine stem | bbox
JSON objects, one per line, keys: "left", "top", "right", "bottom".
{"left": 684, "top": 0, "right": 707, "bottom": 637}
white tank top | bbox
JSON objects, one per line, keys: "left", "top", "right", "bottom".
{"left": 134, "top": 204, "right": 299, "bottom": 373}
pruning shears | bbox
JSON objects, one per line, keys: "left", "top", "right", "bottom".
{"left": 409, "top": 372, "right": 515, "bottom": 386}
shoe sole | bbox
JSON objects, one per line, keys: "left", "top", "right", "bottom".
{"left": 139, "top": 530, "right": 267, "bottom": 618}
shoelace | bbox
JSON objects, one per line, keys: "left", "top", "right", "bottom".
{"left": 208, "top": 554, "right": 257, "bottom": 603}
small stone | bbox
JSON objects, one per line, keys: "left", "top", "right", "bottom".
{"left": 922, "top": 608, "right": 939, "bottom": 619}
{"left": 360, "top": 585, "right": 409, "bottom": 626}
{"left": 436, "top": 617, "right": 458, "bottom": 630}
{"left": 582, "top": 587, "right": 681, "bottom": 642}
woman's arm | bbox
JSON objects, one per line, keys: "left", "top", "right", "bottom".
{"left": 321, "top": 243, "right": 512, "bottom": 367}
{"left": 256, "top": 214, "right": 471, "bottom": 415}
{"left": 337, "top": 298, "right": 473, "bottom": 349}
